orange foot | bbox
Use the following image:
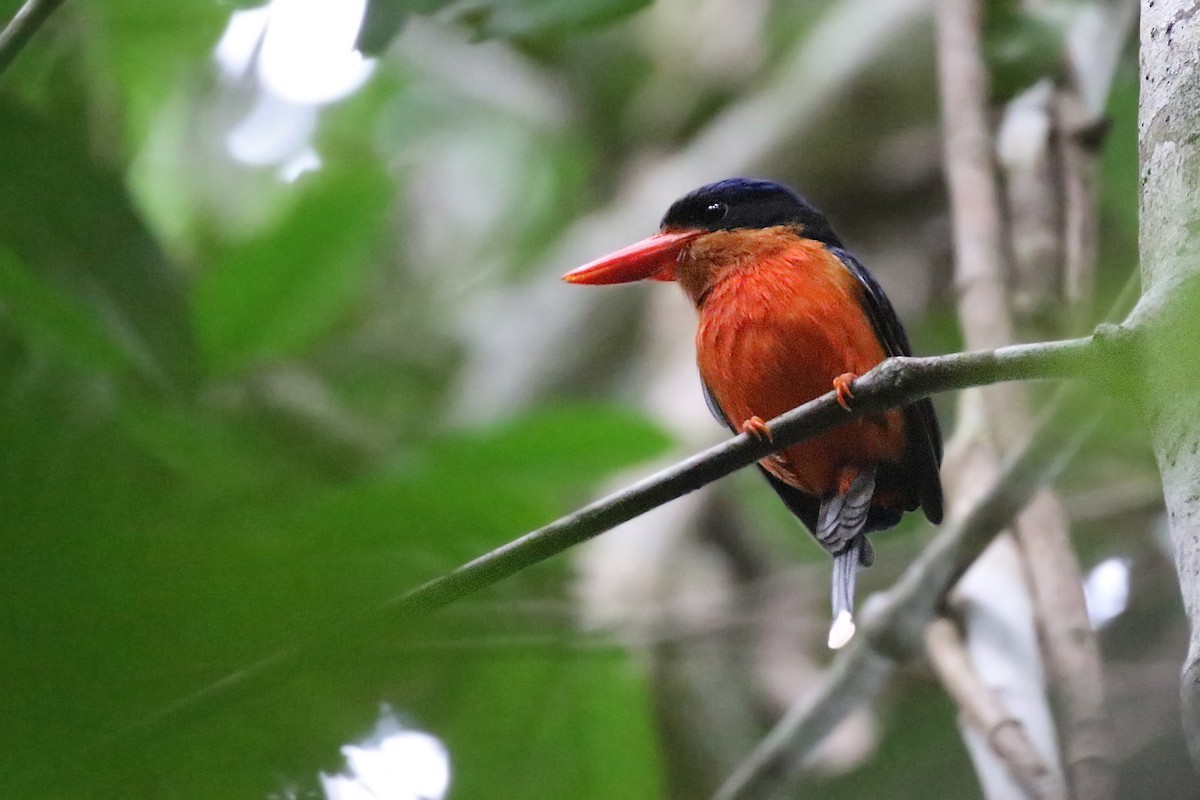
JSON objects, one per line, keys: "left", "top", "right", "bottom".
{"left": 740, "top": 415, "right": 772, "bottom": 442}
{"left": 832, "top": 372, "right": 858, "bottom": 412}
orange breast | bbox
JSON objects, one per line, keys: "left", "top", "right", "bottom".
{"left": 689, "top": 234, "right": 905, "bottom": 497}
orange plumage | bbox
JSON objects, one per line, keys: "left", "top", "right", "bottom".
{"left": 675, "top": 228, "right": 905, "bottom": 499}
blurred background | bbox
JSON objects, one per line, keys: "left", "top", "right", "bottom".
{"left": 0, "top": 0, "right": 1184, "bottom": 797}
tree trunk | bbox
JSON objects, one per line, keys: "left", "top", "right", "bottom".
{"left": 1139, "top": 0, "right": 1200, "bottom": 769}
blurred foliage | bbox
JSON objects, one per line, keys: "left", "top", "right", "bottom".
{"left": 0, "top": 0, "right": 1164, "bottom": 797}
{"left": 798, "top": 684, "right": 979, "bottom": 800}
{"left": 982, "top": 0, "right": 1066, "bottom": 101}
{"left": 357, "top": 0, "right": 653, "bottom": 53}
{"left": 0, "top": 0, "right": 675, "bottom": 796}
{"left": 193, "top": 159, "right": 393, "bottom": 375}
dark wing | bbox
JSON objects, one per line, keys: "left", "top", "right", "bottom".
{"left": 701, "top": 380, "right": 821, "bottom": 534}
{"left": 828, "top": 246, "right": 944, "bottom": 524}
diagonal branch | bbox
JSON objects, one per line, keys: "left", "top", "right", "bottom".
{"left": 387, "top": 335, "right": 1101, "bottom": 616}
{"left": 0, "top": 0, "right": 66, "bottom": 77}
{"left": 100, "top": 334, "right": 1113, "bottom": 744}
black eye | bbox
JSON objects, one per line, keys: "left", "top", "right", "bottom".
{"left": 702, "top": 202, "right": 728, "bottom": 224}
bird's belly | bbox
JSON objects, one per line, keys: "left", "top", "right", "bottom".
{"left": 697, "top": 276, "right": 905, "bottom": 497}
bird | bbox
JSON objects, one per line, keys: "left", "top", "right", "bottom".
{"left": 562, "top": 178, "right": 943, "bottom": 648}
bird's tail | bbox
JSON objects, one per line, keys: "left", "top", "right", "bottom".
{"left": 816, "top": 466, "right": 876, "bottom": 649}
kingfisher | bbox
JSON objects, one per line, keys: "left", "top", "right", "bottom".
{"left": 563, "top": 179, "right": 943, "bottom": 648}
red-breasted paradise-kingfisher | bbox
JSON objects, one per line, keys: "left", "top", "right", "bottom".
{"left": 563, "top": 178, "right": 943, "bottom": 648}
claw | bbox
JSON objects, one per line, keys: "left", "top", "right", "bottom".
{"left": 832, "top": 372, "right": 857, "bottom": 412}
{"left": 740, "top": 415, "right": 772, "bottom": 442}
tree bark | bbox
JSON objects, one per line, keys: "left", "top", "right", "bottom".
{"left": 1139, "top": 0, "right": 1200, "bottom": 769}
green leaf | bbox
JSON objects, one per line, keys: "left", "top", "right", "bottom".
{"left": 0, "top": 98, "right": 200, "bottom": 390}
{"left": 192, "top": 161, "right": 393, "bottom": 375}
{"left": 116, "top": 394, "right": 315, "bottom": 490}
{"left": 459, "top": 0, "right": 652, "bottom": 40}
{"left": 0, "top": 247, "right": 132, "bottom": 371}
{"left": 357, "top": 0, "right": 652, "bottom": 53}
{"left": 357, "top": 0, "right": 457, "bottom": 54}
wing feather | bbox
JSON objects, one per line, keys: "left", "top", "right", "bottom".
{"left": 828, "top": 246, "right": 944, "bottom": 523}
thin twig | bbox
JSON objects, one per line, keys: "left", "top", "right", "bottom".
{"left": 0, "top": 0, "right": 66, "bottom": 77}
{"left": 925, "top": 616, "right": 1067, "bottom": 800}
{"left": 711, "top": 386, "right": 1106, "bottom": 800}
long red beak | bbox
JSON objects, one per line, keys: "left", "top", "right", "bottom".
{"left": 561, "top": 230, "right": 703, "bottom": 285}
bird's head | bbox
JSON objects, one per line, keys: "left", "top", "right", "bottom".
{"left": 562, "top": 179, "right": 842, "bottom": 288}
